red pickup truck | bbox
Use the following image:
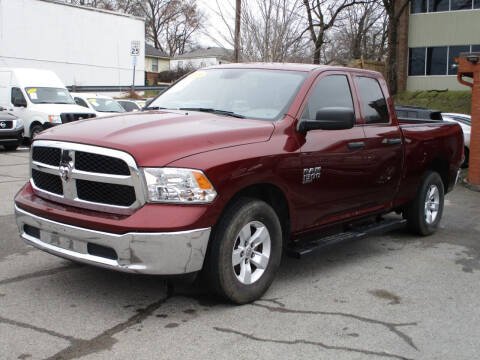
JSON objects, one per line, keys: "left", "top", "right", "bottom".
{"left": 14, "top": 64, "right": 463, "bottom": 303}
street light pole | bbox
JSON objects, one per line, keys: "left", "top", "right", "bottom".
{"left": 234, "top": 0, "right": 241, "bottom": 63}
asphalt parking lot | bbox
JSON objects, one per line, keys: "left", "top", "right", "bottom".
{"left": 1, "top": 148, "right": 479, "bottom": 360}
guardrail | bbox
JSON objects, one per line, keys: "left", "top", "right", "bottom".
{"left": 66, "top": 85, "right": 170, "bottom": 93}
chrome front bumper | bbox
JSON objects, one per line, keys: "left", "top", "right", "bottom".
{"left": 15, "top": 206, "right": 211, "bottom": 275}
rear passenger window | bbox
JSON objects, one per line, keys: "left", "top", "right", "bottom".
{"left": 302, "top": 75, "right": 354, "bottom": 121}
{"left": 356, "top": 77, "right": 389, "bottom": 124}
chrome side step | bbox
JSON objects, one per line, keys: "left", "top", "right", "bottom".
{"left": 286, "top": 218, "right": 407, "bottom": 258}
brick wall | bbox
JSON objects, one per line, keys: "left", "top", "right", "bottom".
{"left": 468, "top": 71, "right": 480, "bottom": 185}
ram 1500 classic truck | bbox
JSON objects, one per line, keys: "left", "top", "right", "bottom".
{"left": 14, "top": 64, "right": 464, "bottom": 303}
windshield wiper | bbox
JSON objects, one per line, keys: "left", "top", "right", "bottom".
{"left": 179, "top": 107, "right": 245, "bottom": 118}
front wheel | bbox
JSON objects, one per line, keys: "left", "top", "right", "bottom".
{"left": 204, "top": 198, "right": 283, "bottom": 304}
{"left": 404, "top": 171, "right": 444, "bottom": 236}
{"left": 3, "top": 144, "right": 18, "bottom": 151}
{"left": 30, "top": 124, "right": 44, "bottom": 140}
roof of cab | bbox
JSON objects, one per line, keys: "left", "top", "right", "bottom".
{"left": 204, "top": 63, "right": 383, "bottom": 78}
{"left": 1, "top": 68, "right": 65, "bottom": 88}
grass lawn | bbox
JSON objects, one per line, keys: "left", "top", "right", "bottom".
{"left": 394, "top": 90, "right": 472, "bottom": 114}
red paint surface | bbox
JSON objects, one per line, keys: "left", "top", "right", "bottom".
{"left": 15, "top": 64, "right": 464, "bottom": 237}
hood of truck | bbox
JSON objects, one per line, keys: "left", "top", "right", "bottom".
{"left": 36, "top": 110, "right": 275, "bottom": 166}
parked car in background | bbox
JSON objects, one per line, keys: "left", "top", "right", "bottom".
{"left": 0, "top": 109, "right": 24, "bottom": 151}
{"left": 72, "top": 93, "right": 126, "bottom": 117}
{"left": 443, "top": 113, "right": 471, "bottom": 168}
{"left": 117, "top": 99, "right": 141, "bottom": 112}
{"left": 0, "top": 68, "right": 96, "bottom": 140}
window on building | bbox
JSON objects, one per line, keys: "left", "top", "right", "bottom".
{"left": 448, "top": 45, "right": 470, "bottom": 75}
{"left": 152, "top": 58, "right": 158, "bottom": 72}
{"left": 301, "top": 75, "right": 354, "bottom": 121}
{"left": 451, "top": 0, "right": 473, "bottom": 10}
{"left": 475, "top": 0, "right": 480, "bottom": 8}
{"left": 178, "top": 61, "right": 184, "bottom": 69}
{"left": 409, "top": 48, "right": 426, "bottom": 76}
{"left": 356, "top": 77, "right": 389, "bottom": 124}
{"left": 426, "top": 46, "right": 448, "bottom": 75}
{"left": 429, "top": 0, "right": 450, "bottom": 12}
{"left": 411, "top": 0, "right": 428, "bottom": 13}
{"left": 472, "top": 45, "right": 480, "bottom": 52}
{"left": 200, "top": 61, "right": 206, "bottom": 68}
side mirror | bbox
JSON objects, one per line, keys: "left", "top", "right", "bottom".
{"left": 13, "top": 96, "right": 27, "bottom": 108}
{"left": 297, "top": 107, "right": 355, "bottom": 132}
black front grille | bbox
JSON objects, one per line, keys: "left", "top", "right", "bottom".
{"left": 75, "top": 152, "right": 130, "bottom": 175}
{"left": 32, "top": 169, "right": 63, "bottom": 195}
{"left": 60, "top": 113, "right": 96, "bottom": 124}
{"left": 0, "top": 120, "right": 13, "bottom": 129}
{"left": 32, "top": 147, "right": 61, "bottom": 166}
{"left": 76, "top": 179, "right": 135, "bottom": 206}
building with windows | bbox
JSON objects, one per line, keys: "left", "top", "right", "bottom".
{"left": 144, "top": 44, "right": 170, "bottom": 85}
{"left": 400, "top": 0, "right": 480, "bottom": 91}
{"left": 169, "top": 47, "right": 233, "bottom": 71}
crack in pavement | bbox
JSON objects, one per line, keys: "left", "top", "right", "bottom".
{"left": 42, "top": 283, "right": 174, "bottom": 360}
{"left": 0, "top": 316, "right": 82, "bottom": 343}
{"left": 214, "top": 327, "right": 414, "bottom": 360}
{"left": 253, "top": 301, "right": 418, "bottom": 351}
{"left": 0, "top": 264, "right": 83, "bottom": 286}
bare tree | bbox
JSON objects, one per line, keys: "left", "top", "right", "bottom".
{"left": 382, "top": 0, "right": 410, "bottom": 94}
{"left": 163, "top": 2, "right": 204, "bottom": 56}
{"left": 323, "top": 2, "right": 387, "bottom": 64}
{"left": 303, "top": 0, "right": 368, "bottom": 64}
{"left": 208, "top": 0, "right": 310, "bottom": 63}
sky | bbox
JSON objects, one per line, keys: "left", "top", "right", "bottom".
{"left": 196, "top": 0, "right": 236, "bottom": 48}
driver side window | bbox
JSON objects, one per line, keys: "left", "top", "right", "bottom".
{"left": 302, "top": 75, "right": 354, "bottom": 121}
{"left": 11, "top": 87, "right": 26, "bottom": 105}
{"left": 75, "top": 97, "right": 88, "bottom": 108}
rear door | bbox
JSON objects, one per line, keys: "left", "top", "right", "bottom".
{"left": 353, "top": 75, "right": 403, "bottom": 208}
{"left": 297, "top": 72, "right": 370, "bottom": 230}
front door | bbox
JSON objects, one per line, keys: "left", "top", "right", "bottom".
{"left": 297, "top": 72, "right": 370, "bottom": 231}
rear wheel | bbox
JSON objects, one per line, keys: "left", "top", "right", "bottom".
{"left": 204, "top": 198, "right": 282, "bottom": 304}
{"left": 404, "top": 171, "right": 444, "bottom": 236}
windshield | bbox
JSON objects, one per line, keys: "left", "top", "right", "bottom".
{"left": 149, "top": 68, "right": 308, "bottom": 121}
{"left": 87, "top": 98, "right": 125, "bottom": 113}
{"left": 25, "top": 87, "right": 75, "bottom": 104}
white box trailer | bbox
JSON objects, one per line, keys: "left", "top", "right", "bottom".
{"left": 0, "top": 0, "right": 145, "bottom": 87}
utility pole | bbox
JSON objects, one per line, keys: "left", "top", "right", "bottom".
{"left": 233, "top": 0, "right": 241, "bottom": 62}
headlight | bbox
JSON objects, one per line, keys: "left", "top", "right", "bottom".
{"left": 48, "top": 115, "right": 62, "bottom": 123}
{"left": 142, "top": 168, "right": 217, "bottom": 203}
{"left": 14, "top": 118, "right": 24, "bottom": 129}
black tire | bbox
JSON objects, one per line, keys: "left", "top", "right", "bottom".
{"left": 404, "top": 171, "right": 444, "bottom": 236}
{"left": 30, "top": 124, "right": 43, "bottom": 140}
{"left": 462, "top": 147, "right": 469, "bottom": 168}
{"left": 204, "top": 198, "right": 283, "bottom": 304}
{"left": 3, "top": 144, "right": 18, "bottom": 151}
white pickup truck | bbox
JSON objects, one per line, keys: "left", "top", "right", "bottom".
{"left": 0, "top": 68, "right": 96, "bottom": 140}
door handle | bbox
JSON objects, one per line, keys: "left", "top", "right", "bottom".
{"left": 382, "top": 138, "right": 402, "bottom": 145}
{"left": 347, "top": 141, "right": 365, "bottom": 150}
